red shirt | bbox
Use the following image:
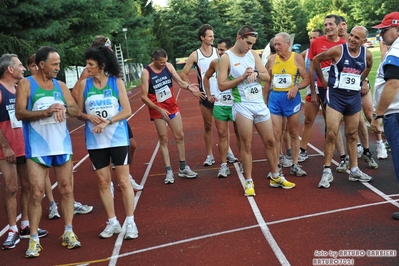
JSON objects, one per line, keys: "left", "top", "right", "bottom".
{"left": 308, "top": 35, "right": 346, "bottom": 87}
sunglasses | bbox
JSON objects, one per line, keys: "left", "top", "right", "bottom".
{"left": 380, "top": 27, "right": 397, "bottom": 34}
{"left": 241, "top": 31, "right": 258, "bottom": 38}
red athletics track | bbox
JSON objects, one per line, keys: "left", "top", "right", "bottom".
{"left": 1, "top": 70, "right": 399, "bottom": 265}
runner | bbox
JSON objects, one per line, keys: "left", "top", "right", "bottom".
{"left": 218, "top": 25, "right": 296, "bottom": 196}
{"left": 203, "top": 38, "right": 241, "bottom": 178}
{"left": 264, "top": 32, "right": 309, "bottom": 177}
{"left": 313, "top": 26, "right": 374, "bottom": 188}
{"left": 180, "top": 24, "right": 217, "bottom": 166}
{"left": 141, "top": 48, "right": 199, "bottom": 184}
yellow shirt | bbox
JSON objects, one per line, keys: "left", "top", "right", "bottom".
{"left": 271, "top": 52, "right": 299, "bottom": 92}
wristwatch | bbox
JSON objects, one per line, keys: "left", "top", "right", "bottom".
{"left": 372, "top": 113, "right": 383, "bottom": 120}
{"left": 107, "top": 117, "right": 113, "bottom": 124}
{"left": 254, "top": 70, "right": 259, "bottom": 77}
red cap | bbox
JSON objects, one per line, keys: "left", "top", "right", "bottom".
{"left": 373, "top": 12, "right": 399, "bottom": 29}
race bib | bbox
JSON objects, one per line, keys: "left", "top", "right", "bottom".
{"left": 322, "top": 67, "right": 330, "bottom": 81}
{"left": 338, "top": 73, "right": 361, "bottom": 91}
{"left": 89, "top": 105, "right": 115, "bottom": 119}
{"left": 8, "top": 110, "right": 22, "bottom": 128}
{"left": 273, "top": 74, "right": 292, "bottom": 89}
{"left": 219, "top": 91, "right": 233, "bottom": 105}
{"left": 156, "top": 85, "right": 172, "bottom": 103}
{"left": 38, "top": 102, "right": 57, "bottom": 125}
{"left": 243, "top": 83, "right": 262, "bottom": 101}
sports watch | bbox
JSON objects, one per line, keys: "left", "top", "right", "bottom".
{"left": 372, "top": 113, "right": 383, "bottom": 120}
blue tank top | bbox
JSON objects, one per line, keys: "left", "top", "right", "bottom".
{"left": 329, "top": 44, "right": 366, "bottom": 91}
{"left": 23, "top": 77, "right": 73, "bottom": 158}
{"left": 83, "top": 76, "right": 129, "bottom": 150}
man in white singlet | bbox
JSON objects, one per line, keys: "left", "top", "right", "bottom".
{"left": 218, "top": 25, "right": 296, "bottom": 197}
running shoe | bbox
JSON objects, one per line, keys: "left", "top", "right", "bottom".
{"left": 287, "top": 153, "right": 306, "bottom": 163}
{"left": 48, "top": 202, "right": 60, "bottom": 220}
{"left": 20, "top": 226, "right": 48, "bottom": 239}
{"left": 130, "top": 174, "right": 143, "bottom": 191}
{"left": 385, "top": 141, "right": 391, "bottom": 152}
{"left": 238, "top": 162, "right": 244, "bottom": 174}
{"left": 226, "top": 152, "right": 238, "bottom": 163}
{"left": 279, "top": 154, "right": 292, "bottom": 168}
{"left": 178, "top": 166, "right": 198, "bottom": 178}
{"left": 336, "top": 156, "right": 349, "bottom": 173}
{"left": 124, "top": 222, "right": 139, "bottom": 240}
{"left": 99, "top": 221, "right": 122, "bottom": 239}
{"left": 244, "top": 180, "right": 255, "bottom": 196}
{"left": 203, "top": 155, "right": 215, "bottom": 166}
{"left": 2, "top": 230, "right": 20, "bottom": 250}
{"left": 357, "top": 144, "right": 364, "bottom": 159}
{"left": 74, "top": 201, "right": 93, "bottom": 215}
{"left": 267, "top": 165, "right": 283, "bottom": 179}
{"left": 61, "top": 231, "right": 81, "bottom": 249}
{"left": 376, "top": 142, "right": 388, "bottom": 159}
{"left": 25, "top": 238, "right": 42, "bottom": 258}
{"left": 361, "top": 152, "right": 378, "bottom": 169}
{"left": 299, "top": 150, "right": 309, "bottom": 161}
{"left": 217, "top": 164, "right": 230, "bottom": 178}
{"left": 270, "top": 175, "right": 296, "bottom": 189}
{"left": 318, "top": 170, "right": 333, "bottom": 188}
{"left": 348, "top": 168, "right": 373, "bottom": 182}
{"left": 164, "top": 170, "right": 175, "bottom": 184}
{"left": 290, "top": 163, "right": 307, "bottom": 176}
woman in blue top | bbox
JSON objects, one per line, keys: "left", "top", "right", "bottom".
{"left": 77, "top": 46, "right": 138, "bottom": 240}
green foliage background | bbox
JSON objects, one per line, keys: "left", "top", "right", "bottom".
{"left": 0, "top": 0, "right": 397, "bottom": 79}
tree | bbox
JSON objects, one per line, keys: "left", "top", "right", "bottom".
{"left": 271, "top": 0, "right": 308, "bottom": 44}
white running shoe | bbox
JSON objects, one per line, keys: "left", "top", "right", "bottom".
{"left": 129, "top": 174, "right": 143, "bottom": 191}
{"left": 49, "top": 202, "right": 60, "bottom": 220}
{"left": 318, "top": 170, "right": 334, "bottom": 188}
{"left": 279, "top": 154, "right": 292, "bottom": 168}
{"left": 203, "top": 155, "right": 215, "bottom": 166}
{"left": 376, "top": 142, "right": 388, "bottom": 159}
{"left": 164, "top": 170, "right": 175, "bottom": 184}
{"left": 217, "top": 164, "right": 230, "bottom": 178}
{"left": 99, "top": 221, "right": 122, "bottom": 238}
{"left": 226, "top": 153, "right": 238, "bottom": 163}
{"left": 74, "top": 201, "right": 93, "bottom": 215}
{"left": 178, "top": 166, "right": 198, "bottom": 178}
{"left": 124, "top": 222, "right": 139, "bottom": 240}
{"left": 348, "top": 168, "right": 373, "bottom": 182}
{"left": 357, "top": 144, "right": 364, "bottom": 159}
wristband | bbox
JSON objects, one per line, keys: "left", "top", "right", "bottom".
{"left": 186, "top": 84, "right": 190, "bottom": 90}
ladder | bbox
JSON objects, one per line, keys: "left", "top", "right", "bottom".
{"left": 114, "top": 44, "right": 127, "bottom": 84}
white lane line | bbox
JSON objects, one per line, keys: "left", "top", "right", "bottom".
{"left": 109, "top": 87, "right": 182, "bottom": 265}
{"left": 109, "top": 141, "right": 160, "bottom": 266}
{"left": 234, "top": 162, "right": 290, "bottom": 265}
{"left": 104, "top": 198, "right": 398, "bottom": 262}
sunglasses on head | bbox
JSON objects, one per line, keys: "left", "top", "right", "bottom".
{"left": 104, "top": 37, "right": 112, "bottom": 47}
{"left": 241, "top": 31, "right": 258, "bottom": 38}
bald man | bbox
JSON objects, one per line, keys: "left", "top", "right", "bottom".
{"left": 313, "top": 26, "right": 374, "bottom": 188}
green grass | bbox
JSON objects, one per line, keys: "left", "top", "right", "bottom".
{"left": 368, "top": 47, "right": 381, "bottom": 92}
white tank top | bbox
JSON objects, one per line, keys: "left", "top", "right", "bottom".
{"left": 226, "top": 50, "right": 263, "bottom": 104}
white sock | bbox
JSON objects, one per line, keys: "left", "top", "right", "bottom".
{"left": 21, "top": 220, "right": 29, "bottom": 229}
{"left": 10, "top": 225, "right": 18, "bottom": 232}
{"left": 126, "top": 216, "right": 134, "bottom": 223}
{"left": 109, "top": 217, "right": 117, "bottom": 224}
